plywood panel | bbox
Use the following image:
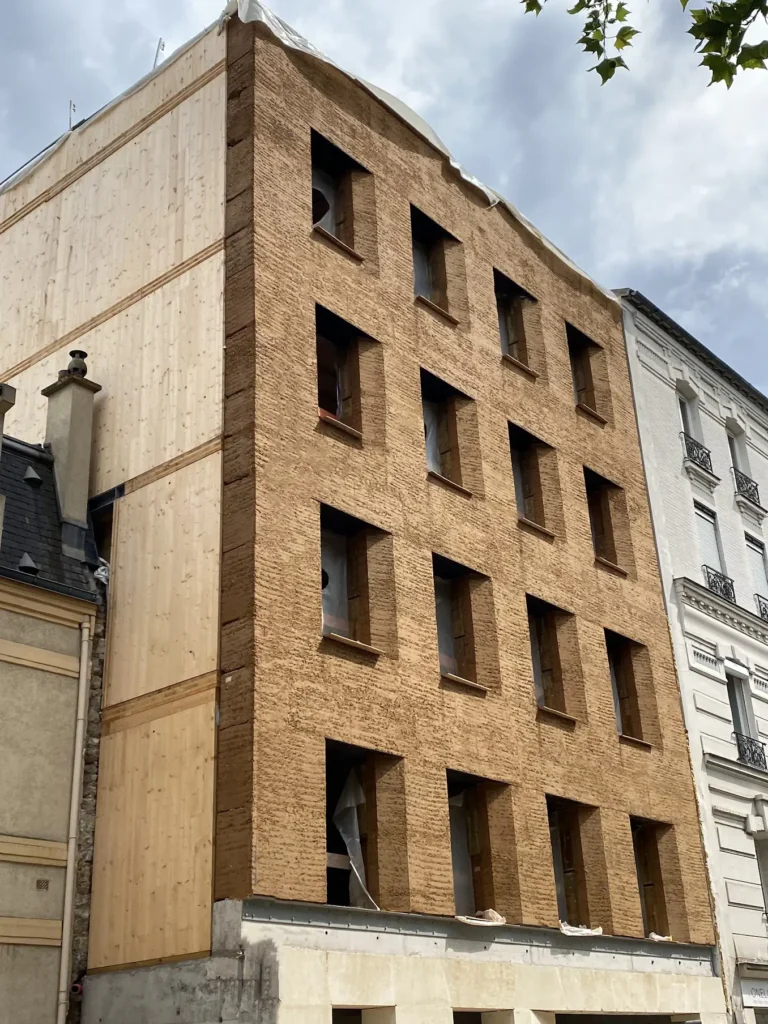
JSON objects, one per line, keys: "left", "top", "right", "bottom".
{"left": 105, "top": 452, "right": 220, "bottom": 707}
{"left": 88, "top": 697, "right": 215, "bottom": 968}
{"left": 0, "top": 27, "right": 224, "bottom": 218}
{"left": 5, "top": 251, "right": 223, "bottom": 494}
{"left": 0, "top": 75, "right": 224, "bottom": 379}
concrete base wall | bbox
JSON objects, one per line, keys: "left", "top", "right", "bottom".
{"left": 81, "top": 901, "right": 728, "bottom": 1024}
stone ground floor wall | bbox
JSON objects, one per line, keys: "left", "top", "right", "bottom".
{"left": 82, "top": 900, "right": 729, "bottom": 1024}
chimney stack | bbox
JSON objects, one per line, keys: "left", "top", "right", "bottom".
{"left": 0, "top": 382, "right": 17, "bottom": 549}
{"left": 41, "top": 350, "right": 101, "bottom": 561}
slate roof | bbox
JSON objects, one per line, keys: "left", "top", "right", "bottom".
{"left": 0, "top": 435, "right": 97, "bottom": 602}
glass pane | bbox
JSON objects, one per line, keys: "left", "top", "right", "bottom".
{"left": 608, "top": 648, "right": 624, "bottom": 734}
{"left": 321, "top": 529, "right": 349, "bottom": 637}
{"left": 678, "top": 397, "right": 691, "bottom": 435}
{"left": 695, "top": 505, "right": 722, "bottom": 572}
{"left": 413, "top": 240, "right": 432, "bottom": 298}
{"left": 434, "top": 576, "right": 457, "bottom": 675}
{"left": 747, "top": 537, "right": 768, "bottom": 595}
{"left": 511, "top": 447, "right": 527, "bottom": 517}
{"left": 727, "top": 675, "right": 749, "bottom": 736}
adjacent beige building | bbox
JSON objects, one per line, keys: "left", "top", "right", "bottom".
{"left": 0, "top": 2, "right": 730, "bottom": 1022}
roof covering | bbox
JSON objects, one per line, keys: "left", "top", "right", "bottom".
{"left": 618, "top": 288, "right": 768, "bottom": 420}
{"left": 0, "top": 437, "right": 97, "bottom": 602}
{"left": 1, "top": 1, "right": 619, "bottom": 309}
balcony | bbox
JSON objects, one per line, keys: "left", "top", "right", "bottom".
{"left": 735, "top": 468, "right": 761, "bottom": 506}
{"left": 683, "top": 433, "right": 713, "bottom": 473}
{"left": 735, "top": 731, "right": 768, "bottom": 771}
{"left": 757, "top": 595, "right": 768, "bottom": 622}
{"left": 702, "top": 565, "right": 736, "bottom": 603}
{"left": 734, "top": 468, "right": 767, "bottom": 528}
{"left": 681, "top": 433, "right": 719, "bottom": 495}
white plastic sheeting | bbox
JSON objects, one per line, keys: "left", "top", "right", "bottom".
{"left": 448, "top": 791, "right": 475, "bottom": 917}
{"left": 221, "top": 1, "right": 619, "bottom": 309}
{"left": 422, "top": 399, "right": 442, "bottom": 475}
{"left": 559, "top": 921, "right": 603, "bottom": 937}
{"left": 321, "top": 528, "right": 349, "bottom": 637}
{"left": 333, "top": 770, "right": 379, "bottom": 910}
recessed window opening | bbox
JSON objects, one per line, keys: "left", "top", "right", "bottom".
{"left": 316, "top": 305, "right": 364, "bottom": 432}
{"left": 726, "top": 673, "right": 752, "bottom": 738}
{"left": 311, "top": 130, "right": 366, "bottom": 246}
{"left": 411, "top": 205, "right": 455, "bottom": 310}
{"left": 566, "top": 323, "right": 600, "bottom": 411}
{"left": 527, "top": 595, "right": 566, "bottom": 712}
{"left": 631, "top": 817, "right": 670, "bottom": 937}
{"left": 694, "top": 502, "right": 723, "bottom": 574}
{"left": 421, "top": 369, "right": 467, "bottom": 486}
{"left": 433, "top": 554, "right": 477, "bottom": 682}
{"left": 509, "top": 424, "right": 548, "bottom": 526}
{"left": 747, "top": 535, "right": 768, "bottom": 598}
{"left": 321, "top": 505, "right": 373, "bottom": 645}
{"left": 494, "top": 269, "right": 533, "bottom": 365}
{"left": 447, "top": 770, "right": 493, "bottom": 918}
{"left": 326, "top": 740, "right": 378, "bottom": 910}
{"left": 584, "top": 468, "right": 618, "bottom": 564}
{"left": 605, "top": 629, "right": 643, "bottom": 740}
{"left": 547, "top": 796, "right": 589, "bottom": 927}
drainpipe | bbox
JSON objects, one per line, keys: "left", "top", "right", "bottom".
{"left": 57, "top": 617, "right": 93, "bottom": 1024}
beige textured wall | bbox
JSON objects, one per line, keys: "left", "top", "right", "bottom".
{"left": 0, "top": 945, "right": 60, "bottom": 1024}
{"left": 0, "top": 663, "right": 77, "bottom": 842}
{"left": 217, "top": 22, "right": 713, "bottom": 945}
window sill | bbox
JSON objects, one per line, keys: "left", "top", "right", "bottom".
{"left": 427, "top": 470, "right": 472, "bottom": 498}
{"left": 415, "top": 293, "right": 460, "bottom": 326}
{"left": 312, "top": 225, "right": 365, "bottom": 262}
{"left": 322, "top": 632, "right": 383, "bottom": 657}
{"left": 536, "top": 704, "right": 577, "bottom": 727}
{"left": 517, "top": 515, "right": 555, "bottom": 540}
{"left": 619, "top": 733, "right": 652, "bottom": 750}
{"left": 576, "top": 403, "right": 608, "bottom": 426}
{"left": 440, "top": 672, "right": 488, "bottom": 694}
{"left": 501, "top": 353, "right": 539, "bottom": 379}
{"left": 594, "top": 555, "right": 629, "bottom": 578}
{"left": 317, "top": 409, "right": 363, "bottom": 440}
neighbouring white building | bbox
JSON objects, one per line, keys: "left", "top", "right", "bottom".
{"left": 623, "top": 289, "right": 768, "bottom": 1024}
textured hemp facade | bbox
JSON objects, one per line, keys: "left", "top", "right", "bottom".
{"left": 0, "top": 3, "right": 727, "bottom": 1022}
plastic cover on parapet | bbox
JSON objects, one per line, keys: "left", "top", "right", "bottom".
{"left": 222, "top": 0, "right": 618, "bottom": 307}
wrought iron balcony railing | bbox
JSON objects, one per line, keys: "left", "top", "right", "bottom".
{"left": 735, "top": 731, "right": 768, "bottom": 771}
{"left": 734, "top": 467, "right": 761, "bottom": 506}
{"left": 703, "top": 565, "right": 736, "bottom": 603}
{"left": 682, "top": 432, "right": 714, "bottom": 473}
{"left": 756, "top": 594, "right": 768, "bottom": 622}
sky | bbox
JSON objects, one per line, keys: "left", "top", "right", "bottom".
{"left": 1, "top": 0, "right": 766, "bottom": 391}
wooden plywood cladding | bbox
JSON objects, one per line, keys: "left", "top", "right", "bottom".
{"left": 0, "top": 29, "right": 224, "bottom": 221}
{"left": 104, "top": 452, "right": 220, "bottom": 707}
{"left": 5, "top": 251, "right": 224, "bottom": 494}
{"left": 87, "top": 695, "right": 215, "bottom": 969}
{"left": 0, "top": 75, "right": 225, "bottom": 382}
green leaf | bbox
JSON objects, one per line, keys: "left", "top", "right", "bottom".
{"left": 591, "top": 55, "right": 628, "bottom": 82}
{"left": 567, "top": 0, "right": 590, "bottom": 13}
{"left": 615, "top": 2, "right": 630, "bottom": 21}
{"left": 701, "top": 52, "right": 736, "bottom": 86}
{"left": 522, "top": 0, "right": 543, "bottom": 14}
{"left": 615, "top": 25, "right": 640, "bottom": 48}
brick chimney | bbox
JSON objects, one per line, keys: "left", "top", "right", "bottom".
{"left": 41, "top": 350, "right": 101, "bottom": 561}
{"left": 0, "top": 382, "right": 17, "bottom": 549}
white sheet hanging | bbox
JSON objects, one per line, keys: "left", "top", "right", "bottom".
{"left": 333, "top": 770, "right": 379, "bottom": 911}
{"left": 321, "top": 529, "right": 349, "bottom": 637}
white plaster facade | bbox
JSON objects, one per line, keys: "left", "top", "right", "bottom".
{"left": 623, "top": 290, "right": 768, "bottom": 1024}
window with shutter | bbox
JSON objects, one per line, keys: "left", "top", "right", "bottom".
{"left": 605, "top": 630, "right": 643, "bottom": 740}
{"left": 421, "top": 369, "right": 469, "bottom": 487}
{"left": 584, "top": 468, "right": 620, "bottom": 565}
{"left": 631, "top": 818, "right": 669, "bottom": 937}
{"left": 527, "top": 595, "right": 567, "bottom": 713}
{"left": 311, "top": 129, "right": 368, "bottom": 248}
{"left": 315, "top": 305, "right": 365, "bottom": 435}
{"left": 694, "top": 503, "right": 722, "bottom": 573}
{"left": 747, "top": 535, "right": 768, "bottom": 597}
{"left": 566, "top": 324, "right": 599, "bottom": 412}
{"left": 411, "top": 205, "right": 456, "bottom": 312}
{"left": 547, "top": 797, "right": 589, "bottom": 927}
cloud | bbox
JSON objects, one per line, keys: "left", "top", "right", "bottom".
{"left": 1, "top": 0, "right": 766, "bottom": 390}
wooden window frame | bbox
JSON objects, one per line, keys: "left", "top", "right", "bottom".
{"left": 433, "top": 556, "right": 477, "bottom": 683}
{"left": 316, "top": 305, "right": 365, "bottom": 435}
{"left": 411, "top": 205, "right": 457, "bottom": 314}
{"left": 311, "top": 130, "right": 368, "bottom": 250}
{"left": 527, "top": 596, "right": 567, "bottom": 713}
{"left": 605, "top": 629, "right": 644, "bottom": 741}
{"left": 509, "top": 423, "right": 550, "bottom": 529}
{"left": 584, "top": 467, "right": 629, "bottom": 571}
{"left": 547, "top": 796, "right": 590, "bottom": 927}
{"left": 494, "top": 268, "right": 535, "bottom": 368}
{"left": 447, "top": 770, "right": 495, "bottom": 917}
{"left": 321, "top": 505, "right": 384, "bottom": 650}
{"left": 422, "top": 369, "right": 469, "bottom": 489}
{"left": 631, "top": 817, "right": 670, "bottom": 937}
